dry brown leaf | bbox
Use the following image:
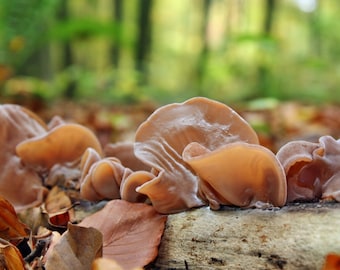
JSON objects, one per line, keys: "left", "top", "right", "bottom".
{"left": 17, "top": 206, "right": 48, "bottom": 236}
{"left": 79, "top": 200, "right": 167, "bottom": 270}
{"left": 42, "top": 186, "right": 74, "bottom": 228}
{"left": 322, "top": 253, "right": 340, "bottom": 270}
{"left": 44, "top": 186, "right": 72, "bottom": 214}
{"left": 0, "top": 196, "right": 29, "bottom": 242}
{"left": 0, "top": 238, "right": 26, "bottom": 270}
{"left": 44, "top": 223, "right": 102, "bottom": 270}
{"left": 41, "top": 231, "right": 61, "bottom": 264}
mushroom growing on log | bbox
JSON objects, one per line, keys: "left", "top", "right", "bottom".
{"left": 183, "top": 142, "right": 287, "bottom": 209}
{"left": 0, "top": 104, "right": 48, "bottom": 212}
{"left": 277, "top": 135, "right": 340, "bottom": 203}
{"left": 133, "top": 97, "right": 284, "bottom": 213}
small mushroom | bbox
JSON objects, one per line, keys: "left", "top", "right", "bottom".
{"left": 120, "top": 171, "right": 154, "bottom": 203}
{"left": 276, "top": 140, "right": 321, "bottom": 202}
{"left": 16, "top": 123, "right": 103, "bottom": 170}
{"left": 276, "top": 135, "right": 340, "bottom": 202}
{"left": 80, "top": 156, "right": 132, "bottom": 201}
{"left": 134, "top": 97, "right": 259, "bottom": 213}
{"left": 80, "top": 148, "right": 102, "bottom": 182}
{"left": 0, "top": 104, "right": 48, "bottom": 212}
{"left": 182, "top": 142, "right": 287, "bottom": 209}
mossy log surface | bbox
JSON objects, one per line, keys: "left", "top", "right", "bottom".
{"left": 152, "top": 203, "right": 340, "bottom": 270}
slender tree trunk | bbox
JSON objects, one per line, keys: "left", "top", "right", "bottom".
{"left": 112, "top": 0, "right": 123, "bottom": 67}
{"left": 263, "top": 0, "right": 275, "bottom": 33}
{"left": 256, "top": 0, "right": 276, "bottom": 99}
{"left": 196, "top": 0, "right": 211, "bottom": 97}
{"left": 135, "top": 0, "right": 153, "bottom": 84}
{"left": 58, "top": 0, "right": 76, "bottom": 99}
{"left": 309, "top": 2, "right": 321, "bottom": 56}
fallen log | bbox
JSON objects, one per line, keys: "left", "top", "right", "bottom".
{"left": 152, "top": 203, "right": 340, "bottom": 269}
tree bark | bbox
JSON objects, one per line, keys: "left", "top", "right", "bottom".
{"left": 111, "top": 0, "right": 123, "bottom": 67}
{"left": 57, "top": 0, "right": 76, "bottom": 99}
{"left": 135, "top": 0, "right": 153, "bottom": 84}
{"left": 196, "top": 0, "right": 211, "bottom": 96}
{"left": 152, "top": 203, "right": 340, "bottom": 269}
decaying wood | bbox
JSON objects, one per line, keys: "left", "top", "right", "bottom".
{"left": 152, "top": 203, "right": 340, "bottom": 270}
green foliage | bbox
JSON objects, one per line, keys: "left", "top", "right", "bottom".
{"left": 50, "top": 19, "right": 121, "bottom": 42}
{"left": 1, "top": 1, "right": 340, "bottom": 105}
{"left": 0, "top": 0, "right": 60, "bottom": 69}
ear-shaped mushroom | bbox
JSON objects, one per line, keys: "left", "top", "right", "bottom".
{"left": 120, "top": 171, "right": 154, "bottom": 203}
{"left": 0, "top": 104, "right": 48, "bottom": 212}
{"left": 277, "top": 135, "right": 340, "bottom": 202}
{"left": 80, "top": 148, "right": 102, "bottom": 182}
{"left": 276, "top": 140, "right": 321, "bottom": 202}
{"left": 134, "top": 97, "right": 259, "bottom": 213}
{"left": 16, "top": 123, "right": 103, "bottom": 170}
{"left": 182, "top": 142, "right": 287, "bottom": 209}
{"left": 80, "top": 157, "right": 132, "bottom": 201}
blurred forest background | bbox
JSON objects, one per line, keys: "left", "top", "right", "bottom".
{"left": 1, "top": 0, "right": 340, "bottom": 107}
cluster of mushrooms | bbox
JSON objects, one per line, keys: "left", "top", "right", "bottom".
{"left": 1, "top": 97, "right": 340, "bottom": 215}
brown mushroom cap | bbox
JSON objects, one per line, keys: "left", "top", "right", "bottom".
{"left": 80, "top": 148, "right": 102, "bottom": 182}
{"left": 0, "top": 104, "right": 48, "bottom": 211}
{"left": 16, "top": 123, "right": 103, "bottom": 170}
{"left": 80, "top": 157, "right": 132, "bottom": 201}
{"left": 277, "top": 135, "right": 340, "bottom": 202}
{"left": 183, "top": 142, "right": 287, "bottom": 209}
{"left": 276, "top": 140, "right": 321, "bottom": 202}
{"left": 120, "top": 171, "right": 154, "bottom": 203}
{"left": 134, "top": 97, "right": 259, "bottom": 213}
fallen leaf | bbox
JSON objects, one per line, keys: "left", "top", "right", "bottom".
{"left": 41, "top": 231, "right": 61, "bottom": 264}
{"left": 79, "top": 200, "right": 167, "bottom": 270}
{"left": 322, "top": 253, "right": 340, "bottom": 270}
{"left": 17, "top": 206, "right": 48, "bottom": 236}
{"left": 0, "top": 196, "right": 29, "bottom": 242}
{"left": 42, "top": 186, "right": 74, "bottom": 228}
{"left": 0, "top": 238, "right": 26, "bottom": 270}
{"left": 44, "top": 223, "right": 102, "bottom": 270}
{"left": 44, "top": 186, "right": 72, "bottom": 214}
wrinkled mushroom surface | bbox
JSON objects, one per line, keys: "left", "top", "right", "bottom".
{"left": 80, "top": 155, "right": 133, "bottom": 202}
{"left": 134, "top": 97, "right": 259, "bottom": 213}
{"left": 0, "top": 104, "right": 48, "bottom": 212}
{"left": 104, "top": 142, "right": 150, "bottom": 171}
{"left": 183, "top": 142, "right": 287, "bottom": 209}
{"left": 79, "top": 147, "right": 152, "bottom": 203}
{"left": 16, "top": 123, "right": 103, "bottom": 170}
{"left": 277, "top": 135, "right": 340, "bottom": 202}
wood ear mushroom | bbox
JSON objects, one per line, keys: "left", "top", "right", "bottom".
{"left": 277, "top": 135, "right": 340, "bottom": 203}
{"left": 183, "top": 142, "right": 287, "bottom": 209}
{"left": 16, "top": 123, "right": 103, "bottom": 170}
{"left": 0, "top": 105, "right": 48, "bottom": 212}
{"left": 133, "top": 97, "right": 266, "bottom": 213}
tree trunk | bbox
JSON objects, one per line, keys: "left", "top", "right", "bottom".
{"left": 135, "top": 0, "right": 153, "bottom": 84}
{"left": 196, "top": 0, "right": 211, "bottom": 96}
{"left": 58, "top": 0, "right": 76, "bottom": 99}
{"left": 152, "top": 203, "right": 340, "bottom": 269}
{"left": 255, "top": 0, "right": 276, "bottom": 99}
{"left": 111, "top": 0, "right": 123, "bottom": 67}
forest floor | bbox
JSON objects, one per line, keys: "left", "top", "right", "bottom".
{"left": 2, "top": 97, "right": 340, "bottom": 269}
